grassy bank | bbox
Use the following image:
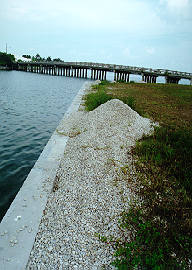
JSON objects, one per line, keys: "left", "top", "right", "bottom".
{"left": 84, "top": 81, "right": 192, "bottom": 269}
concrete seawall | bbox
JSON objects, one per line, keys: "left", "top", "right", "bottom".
{"left": 0, "top": 81, "right": 95, "bottom": 270}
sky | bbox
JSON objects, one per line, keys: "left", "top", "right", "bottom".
{"left": 0, "top": 0, "right": 192, "bottom": 72}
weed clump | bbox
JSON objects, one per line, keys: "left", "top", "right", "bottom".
{"left": 84, "top": 89, "right": 112, "bottom": 111}
{"left": 112, "top": 127, "right": 192, "bottom": 269}
{"left": 118, "top": 96, "right": 136, "bottom": 110}
{"left": 84, "top": 82, "right": 136, "bottom": 111}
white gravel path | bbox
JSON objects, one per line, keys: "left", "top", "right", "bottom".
{"left": 26, "top": 99, "right": 156, "bottom": 269}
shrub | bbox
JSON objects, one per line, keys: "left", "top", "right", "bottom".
{"left": 118, "top": 96, "right": 136, "bottom": 110}
{"left": 84, "top": 89, "right": 112, "bottom": 111}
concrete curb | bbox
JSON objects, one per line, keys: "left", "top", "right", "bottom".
{"left": 0, "top": 80, "right": 94, "bottom": 270}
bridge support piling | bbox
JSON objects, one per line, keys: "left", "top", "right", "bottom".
{"left": 114, "top": 71, "right": 116, "bottom": 81}
{"left": 101, "top": 71, "right": 104, "bottom": 81}
{"left": 95, "top": 70, "right": 97, "bottom": 80}
{"left": 126, "top": 73, "right": 129, "bottom": 82}
{"left": 16, "top": 62, "right": 190, "bottom": 85}
{"left": 166, "top": 76, "right": 180, "bottom": 84}
{"left": 98, "top": 70, "right": 101, "bottom": 80}
{"left": 104, "top": 71, "right": 107, "bottom": 80}
{"left": 95, "top": 69, "right": 97, "bottom": 80}
{"left": 142, "top": 74, "right": 157, "bottom": 83}
{"left": 101, "top": 70, "right": 104, "bottom": 80}
{"left": 92, "top": 69, "right": 94, "bottom": 80}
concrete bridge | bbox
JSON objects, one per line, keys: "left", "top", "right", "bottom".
{"left": 14, "top": 61, "right": 192, "bottom": 84}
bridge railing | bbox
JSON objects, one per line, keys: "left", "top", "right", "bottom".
{"left": 17, "top": 61, "right": 192, "bottom": 78}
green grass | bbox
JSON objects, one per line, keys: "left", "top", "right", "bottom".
{"left": 112, "top": 126, "right": 192, "bottom": 269}
{"left": 105, "top": 82, "right": 192, "bottom": 129}
{"left": 84, "top": 83, "right": 136, "bottom": 111}
{"left": 87, "top": 81, "right": 192, "bottom": 269}
{"left": 84, "top": 89, "right": 112, "bottom": 111}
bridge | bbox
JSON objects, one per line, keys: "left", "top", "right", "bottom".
{"left": 13, "top": 62, "right": 192, "bottom": 84}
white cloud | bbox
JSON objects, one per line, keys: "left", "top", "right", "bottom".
{"left": 1, "top": 0, "right": 166, "bottom": 34}
{"left": 166, "top": 0, "right": 189, "bottom": 9}
{"left": 159, "top": 0, "right": 191, "bottom": 15}
{"left": 146, "top": 47, "right": 155, "bottom": 55}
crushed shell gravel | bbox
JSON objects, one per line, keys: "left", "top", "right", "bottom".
{"left": 26, "top": 99, "right": 157, "bottom": 269}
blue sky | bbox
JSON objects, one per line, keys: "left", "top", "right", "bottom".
{"left": 1, "top": 0, "right": 192, "bottom": 72}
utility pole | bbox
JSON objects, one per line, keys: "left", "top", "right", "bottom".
{"left": 6, "top": 43, "right": 7, "bottom": 54}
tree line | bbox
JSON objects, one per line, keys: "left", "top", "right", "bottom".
{"left": 0, "top": 52, "right": 15, "bottom": 66}
{"left": 21, "top": 54, "right": 64, "bottom": 62}
{"left": 0, "top": 52, "right": 64, "bottom": 66}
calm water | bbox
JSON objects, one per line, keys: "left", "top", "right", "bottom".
{"left": 0, "top": 71, "right": 87, "bottom": 221}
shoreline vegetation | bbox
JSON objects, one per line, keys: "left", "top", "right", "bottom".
{"left": 0, "top": 52, "right": 15, "bottom": 67}
{"left": 0, "top": 52, "right": 64, "bottom": 67}
{"left": 84, "top": 81, "right": 192, "bottom": 269}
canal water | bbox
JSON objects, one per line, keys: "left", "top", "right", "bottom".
{"left": 0, "top": 70, "right": 87, "bottom": 221}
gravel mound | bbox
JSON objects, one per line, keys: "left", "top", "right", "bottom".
{"left": 27, "top": 99, "right": 157, "bottom": 269}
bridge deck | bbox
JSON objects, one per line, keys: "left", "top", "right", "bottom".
{"left": 15, "top": 61, "right": 192, "bottom": 81}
